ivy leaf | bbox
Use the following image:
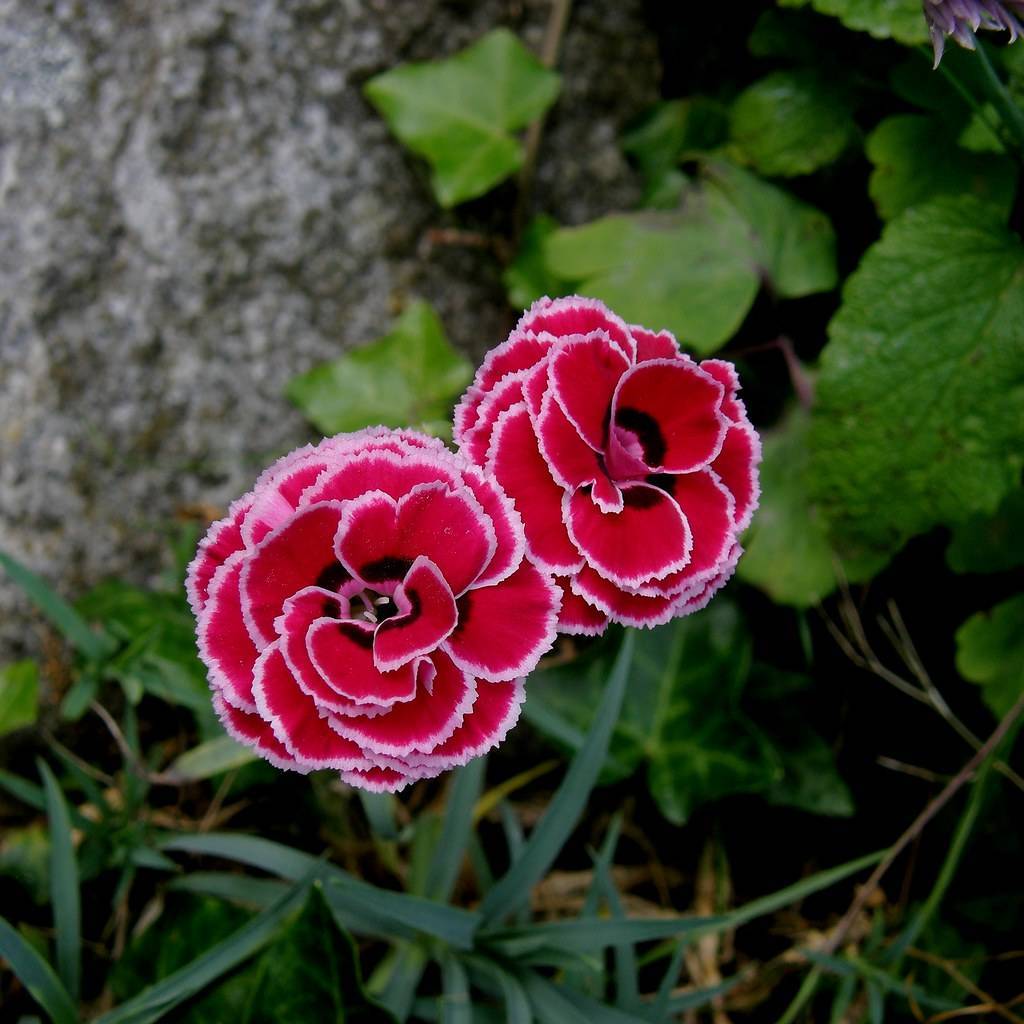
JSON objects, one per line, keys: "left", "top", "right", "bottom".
{"left": 737, "top": 409, "right": 838, "bottom": 607}
{"left": 729, "top": 70, "right": 857, "bottom": 177}
{"left": 947, "top": 488, "right": 1024, "bottom": 574}
{"left": 527, "top": 604, "right": 780, "bottom": 825}
{"left": 956, "top": 596, "right": 1024, "bottom": 718}
{"left": 809, "top": 197, "right": 1024, "bottom": 570}
{"left": 543, "top": 160, "right": 836, "bottom": 353}
{"left": 866, "top": 115, "right": 1016, "bottom": 220}
{"left": 0, "top": 661, "right": 39, "bottom": 737}
{"left": 364, "top": 28, "right": 560, "bottom": 207}
{"left": 778, "top": 0, "right": 928, "bottom": 44}
{"left": 286, "top": 301, "right": 472, "bottom": 436}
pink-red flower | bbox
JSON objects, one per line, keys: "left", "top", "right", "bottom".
{"left": 454, "top": 297, "right": 760, "bottom": 633}
{"left": 187, "top": 428, "right": 560, "bottom": 792}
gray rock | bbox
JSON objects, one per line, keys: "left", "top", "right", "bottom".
{"left": 0, "top": 0, "right": 658, "bottom": 662}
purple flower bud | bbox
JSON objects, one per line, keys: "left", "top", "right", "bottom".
{"left": 924, "top": 0, "right": 1024, "bottom": 66}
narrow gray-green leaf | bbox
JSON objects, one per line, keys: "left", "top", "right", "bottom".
{"left": 426, "top": 758, "right": 485, "bottom": 902}
{"left": 0, "top": 916, "right": 78, "bottom": 1024}
{"left": 0, "top": 551, "right": 114, "bottom": 661}
{"left": 480, "top": 631, "right": 635, "bottom": 924}
{"left": 38, "top": 761, "right": 80, "bottom": 1002}
{"left": 169, "top": 735, "right": 258, "bottom": 781}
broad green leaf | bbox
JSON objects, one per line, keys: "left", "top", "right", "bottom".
{"left": 809, "top": 197, "right": 1024, "bottom": 569}
{"left": 39, "top": 761, "right": 80, "bottom": 1002}
{"left": 364, "top": 28, "right": 560, "bottom": 206}
{"left": 866, "top": 115, "right": 1016, "bottom": 220}
{"left": 479, "top": 631, "right": 636, "bottom": 925}
{"left": 946, "top": 487, "right": 1024, "bottom": 573}
{"left": 747, "top": 9, "right": 826, "bottom": 61}
{"left": 286, "top": 301, "right": 472, "bottom": 435}
{"left": 0, "top": 660, "right": 39, "bottom": 736}
{"left": 955, "top": 595, "right": 1024, "bottom": 718}
{"left": 738, "top": 409, "right": 837, "bottom": 607}
{"left": 170, "top": 735, "right": 258, "bottom": 780}
{"left": 0, "top": 916, "right": 78, "bottom": 1024}
{"left": 729, "top": 70, "right": 857, "bottom": 177}
{"left": 777, "top": 0, "right": 928, "bottom": 44}
{"left": 527, "top": 604, "right": 778, "bottom": 825}
{"left": 621, "top": 98, "right": 728, "bottom": 206}
{"left": 503, "top": 215, "right": 565, "bottom": 309}
{"left": 543, "top": 161, "right": 835, "bottom": 353}
{"left": 0, "top": 550, "right": 114, "bottom": 661}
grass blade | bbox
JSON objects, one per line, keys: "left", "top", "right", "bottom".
{"left": 481, "top": 631, "right": 635, "bottom": 926}
{"left": 463, "top": 956, "right": 533, "bottom": 1024}
{"left": 169, "top": 735, "right": 257, "bottom": 781}
{"left": 38, "top": 760, "right": 80, "bottom": 1002}
{"left": 427, "top": 758, "right": 486, "bottom": 901}
{"left": 0, "top": 916, "right": 78, "bottom": 1024}
{"left": 161, "top": 831, "right": 480, "bottom": 948}
{"left": 437, "top": 948, "right": 472, "bottom": 1024}
{"left": 94, "top": 878, "right": 310, "bottom": 1024}
{"left": 0, "top": 551, "right": 113, "bottom": 661}
{"left": 368, "top": 941, "right": 429, "bottom": 1023}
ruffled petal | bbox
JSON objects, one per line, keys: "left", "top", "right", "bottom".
{"left": 486, "top": 403, "right": 584, "bottom": 575}
{"left": 554, "top": 575, "right": 610, "bottom": 636}
{"left": 373, "top": 557, "right": 458, "bottom": 673}
{"left": 213, "top": 693, "right": 309, "bottom": 773}
{"left": 632, "top": 325, "right": 681, "bottom": 362}
{"left": 443, "top": 562, "right": 560, "bottom": 682}
{"left": 186, "top": 498, "right": 250, "bottom": 616}
{"left": 460, "top": 465, "right": 526, "bottom": 587}
{"left": 570, "top": 566, "right": 680, "bottom": 629}
{"left": 711, "top": 421, "right": 762, "bottom": 532}
{"left": 699, "top": 358, "right": 746, "bottom": 423}
{"left": 611, "top": 359, "right": 726, "bottom": 473}
{"left": 565, "top": 483, "right": 691, "bottom": 589}
{"left": 520, "top": 295, "right": 635, "bottom": 363}
{"left": 335, "top": 482, "right": 495, "bottom": 596}
{"left": 197, "top": 554, "right": 260, "bottom": 712}
{"left": 253, "top": 644, "right": 374, "bottom": 770}
{"left": 329, "top": 651, "right": 476, "bottom": 758}
{"left": 240, "top": 502, "right": 348, "bottom": 647}
{"left": 339, "top": 764, "right": 417, "bottom": 793}
{"left": 307, "top": 617, "right": 418, "bottom": 706}
{"left": 548, "top": 332, "right": 631, "bottom": 450}
{"left": 302, "top": 448, "right": 457, "bottom": 507}
{"left": 460, "top": 370, "right": 530, "bottom": 465}
{"left": 534, "top": 392, "right": 605, "bottom": 492}
{"left": 401, "top": 678, "right": 525, "bottom": 772}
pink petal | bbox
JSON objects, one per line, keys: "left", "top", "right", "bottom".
{"left": 454, "top": 329, "right": 553, "bottom": 443}
{"left": 486, "top": 403, "right": 584, "bottom": 576}
{"left": 700, "top": 358, "right": 746, "bottom": 422}
{"left": 402, "top": 678, "right": 525, "bottom": 771}
{"left": 302, "top": 449, "right": 457, "bottom": 507}
{"left": 307, "top": 617, "right": 418, "bottom": 706}
{"left": 443, "top": 562, "right": 560, "bottom": 682}
{"left": 186, "top": 498, "right": 250, "bottom": 616}
{"left": 253, "top": 644, "right": 373, "bottom": 770}
{"left": 213, "top": 693, "right": 310, "bottom": 773}
{"left": 534, "top": 392, "right": 605, "bottom": 492}
{"left": 520, "top": 295, "right": 635, "bottom": 363}
{"left": 711, "top": 421, "right": 761, "bottom": 532}
{"left": 460, "top": 466, "right": 526, "bottom": 588}
{"left": 611, "top": 359, "right": 726, "bottom": 474}
{"left": 674, "top": 543, "right": 742, "bottom": 616}
{"left": 336, "top": 483, "right": 495, "bottom": 596}
{"left": 632, "top": 325, "right": 681, "bottom": 362}
{"left": 329, "top": 651, "right": 476, "bottom": 758}
{"left": 240, "top": 502, "right": 348, "bottom": 647}
{"left": 565, "top": 483, "right": 691, "bottom": 589}
{"left": 571, "top": 566, "right": 680, "bottom": 630}
{"left": 460, "top": 370, "right": 530, "bottom": 465}
{"left": 373, "top": 557, "right": 459, "bottom": 673}
{"left": 554, "top": 576, "right": 610, "bottom": 636}
{"left": 241, "top": 459, "right": 330, "bottom": 547}
{"left": 548, "top": 333, "right": 631, "bottom": 450}
{"left": 339, "top": 764, "right": 417, "bottom": 793}
{"left": 278, "top": 588, "right": 387, "bottom": 716}
{"left": 197, "top": 554, "right": 260, "bottom": 712}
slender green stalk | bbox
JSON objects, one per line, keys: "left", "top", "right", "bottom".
{"left": 776, "top": 966, "right": 822, "bottom": 1024}
{"left": 974, "top": 42, "right": 1024, "bottom": 158}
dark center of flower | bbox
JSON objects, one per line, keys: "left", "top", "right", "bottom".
{"left": 614, "top": 406, "right": 666, "bottom": 467}
{"left": 315, "top": 561, "right": 351, "bottom": 592}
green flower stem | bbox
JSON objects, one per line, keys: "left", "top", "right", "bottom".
{"left": 974, "top": 42, "right": 1024, "bottom": 160}
{"left": 776, "top": 966, "right": 823, "bottom": 1024}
